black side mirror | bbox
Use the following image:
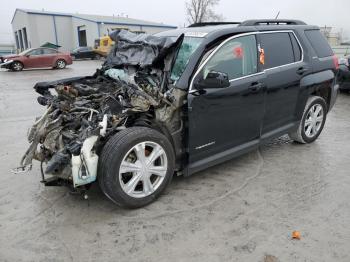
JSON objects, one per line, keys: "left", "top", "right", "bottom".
{"left": 194, "top": 70, "right": 230, "bottom": 90}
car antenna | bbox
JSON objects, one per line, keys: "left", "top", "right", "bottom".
{"left": 275, "top": 11, "right": 280, "bottom": 19}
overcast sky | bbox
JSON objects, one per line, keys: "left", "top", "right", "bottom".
{"left": 1, "top": 0, "right": 349, "bottom": 43}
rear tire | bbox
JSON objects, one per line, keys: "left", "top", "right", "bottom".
{"left": 56, "top": 59, "right": 66, "bottom": 69}
{"left": 98, "top": 127, "right": 175, "bottom": 208}
{"left": 289, "top": 96, "right": 327, "bottom": 144}
{"left": 11, "top": 61, "right": 23, "bottom": 71}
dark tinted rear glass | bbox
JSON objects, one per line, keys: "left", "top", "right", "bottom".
{"left": 259, "top": 32, "right": 295, "bottom": 69}
{"left": 305, "top": 30, "right": 333, "bottom": 58}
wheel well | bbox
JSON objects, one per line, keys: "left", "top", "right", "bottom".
{"left": 131, "top": 114, "right": 183, "bottom": 167}
{"left": 311, "top": 84, "right": 332, "bottom": 111}
{"left": 12, "top": 60, "right": 23, "bottom": 66}
{"left": 132, "top": 115, "right": 174, "bottom": 146}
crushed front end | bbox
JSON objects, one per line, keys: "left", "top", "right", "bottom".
{"left": 19, "top": 30, "right": 186, "bottom": 189}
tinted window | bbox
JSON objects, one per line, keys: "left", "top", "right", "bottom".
{"left": 260, "top": 33, "right": 295, "bottom": 69}
{"left": 305, "top": 30, "right": 333, "bottom": 58}
{"left": 28, "top": 49, "right": 43, "bottom": 56}
{"left": 289, "top": 33, "right": 302, "bottom": 61}
{"left": 200, "top": 35, "right": 258, "bottom": 81}
{"left": 42, "top": 49, "right": 58, "bottom": 54}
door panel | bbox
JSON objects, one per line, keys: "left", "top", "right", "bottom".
{"left": 258, "top": 32, "right": 305, "bottom": 135}
{"left": 188, "top": 74, "right": 266, "bottom": 164}
{"left": 262, "top": 63, "right": 305, "bottom": 133}
{"left": 41, "top": 49, "right": 57, "bottom": 67}
{"left": 25, "top": 49, "right": 44, "bottom": 68}
{"left": 187, "top": 34, "right": 266, "bottom": 165}
{"left": 75, "top": 51, "right": 83, "bottom": 59}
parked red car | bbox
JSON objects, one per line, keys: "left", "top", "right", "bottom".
{"left": 0, "top": 47, "right": 73, "bottom": 71}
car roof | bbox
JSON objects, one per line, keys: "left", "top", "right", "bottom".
{"left": 157, "top": 20, "right": 318, "bottom": 40}
{"left": 156, "top": 24, "right": 240, "bottom": 37}
{"left": 30, "top": 47, "right": 58, "bottom": 51}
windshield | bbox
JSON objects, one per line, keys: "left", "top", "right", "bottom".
{"left": 171, "top": 37, "right": 203, "bottom": 82}
{"left": 18, "top": 49, "right": 33, "bottom": 55}
{"left": 72, "top": 47, "right": 81, "bottom": 52}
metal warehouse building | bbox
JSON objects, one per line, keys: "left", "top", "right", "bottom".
{"left": 11, "top": 9, "right": 177, "bottom": 52}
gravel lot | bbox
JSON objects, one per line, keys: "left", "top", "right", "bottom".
{"left": 1, "top": 61, "right": 350, "bottom": 262}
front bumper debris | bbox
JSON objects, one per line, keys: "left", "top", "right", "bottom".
{"left": 0, "top": 59, "right": 13, "bottom": 68}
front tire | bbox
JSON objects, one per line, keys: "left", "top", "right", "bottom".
{"left": 289, "top": 96, "right": 327, "bottom": 144}
{"left": 11, "top": 61, "right": 23, "bottom": 71}
{"left": 98, "top": 127, "right": 175, "bottom": 208}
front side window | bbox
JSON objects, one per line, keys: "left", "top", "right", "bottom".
{"left": 199, "top": 35, "right": 258, "bottom": 81}
{"left": 259, "top": 32, "right": 295, "bottom": 69}
{"left": 28, "top": 49, "right": 43, "bottom": 56}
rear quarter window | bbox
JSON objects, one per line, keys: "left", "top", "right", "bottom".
{"left": 305, "top": 30, "right": 333, "bottom": 58}
{"left": 289, "top": 33, "right": 302, "bottom": 61}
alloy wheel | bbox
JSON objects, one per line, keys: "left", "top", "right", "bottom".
{"left": 12, "top": 62, "right": 23, "bottom": 71}
{"left": 57, "top": 60, "right": 66, "bottom": 69}
{"left": 304, "top": 104, "right": 324, "bottom": 138}
{"left": 119, "top": 141, "right": 168, "bottom": 198}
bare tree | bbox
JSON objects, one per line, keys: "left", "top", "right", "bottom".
{"left": 186, "top": 0, "right": 224, "bottom": 24}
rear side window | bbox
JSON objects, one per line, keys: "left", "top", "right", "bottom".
{"left": 259, "top": 32, "right": 295, "bottom": 69}
{"left": 42, "top": 49, "right": 58, "bottom": 54}
{"left": 305, "top": 30, "right": 333, "bottom": 58}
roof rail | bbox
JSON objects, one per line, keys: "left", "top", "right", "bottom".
{"left": 188, "top": 22, "right": 241, "bottom": 28}
{"left": 240, "top": 19, "right": 307, "bottom": 26}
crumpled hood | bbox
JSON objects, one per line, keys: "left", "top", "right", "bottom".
{"left": 105, "top": 30, "right": 184, "bottom": 69}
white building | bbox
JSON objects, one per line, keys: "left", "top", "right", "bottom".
{"left": 320, "top": 26, "right": 342, "bottom": 46}
{"left": 0, "top": 43, "right": 15, "bottom": 55}
{"left": 11, "top": 9, "right": 177, "bottom": 52}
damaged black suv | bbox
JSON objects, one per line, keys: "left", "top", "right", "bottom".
{"left": 21, "top": 20, "right": 339, "bottom": 208}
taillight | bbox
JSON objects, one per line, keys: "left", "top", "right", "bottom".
{"left": 333, "top": 55, "right": 339, "bottom": 70}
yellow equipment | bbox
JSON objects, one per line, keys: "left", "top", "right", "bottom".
{"left": 94, "top": 36, "right": 115, "bottom": 57}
